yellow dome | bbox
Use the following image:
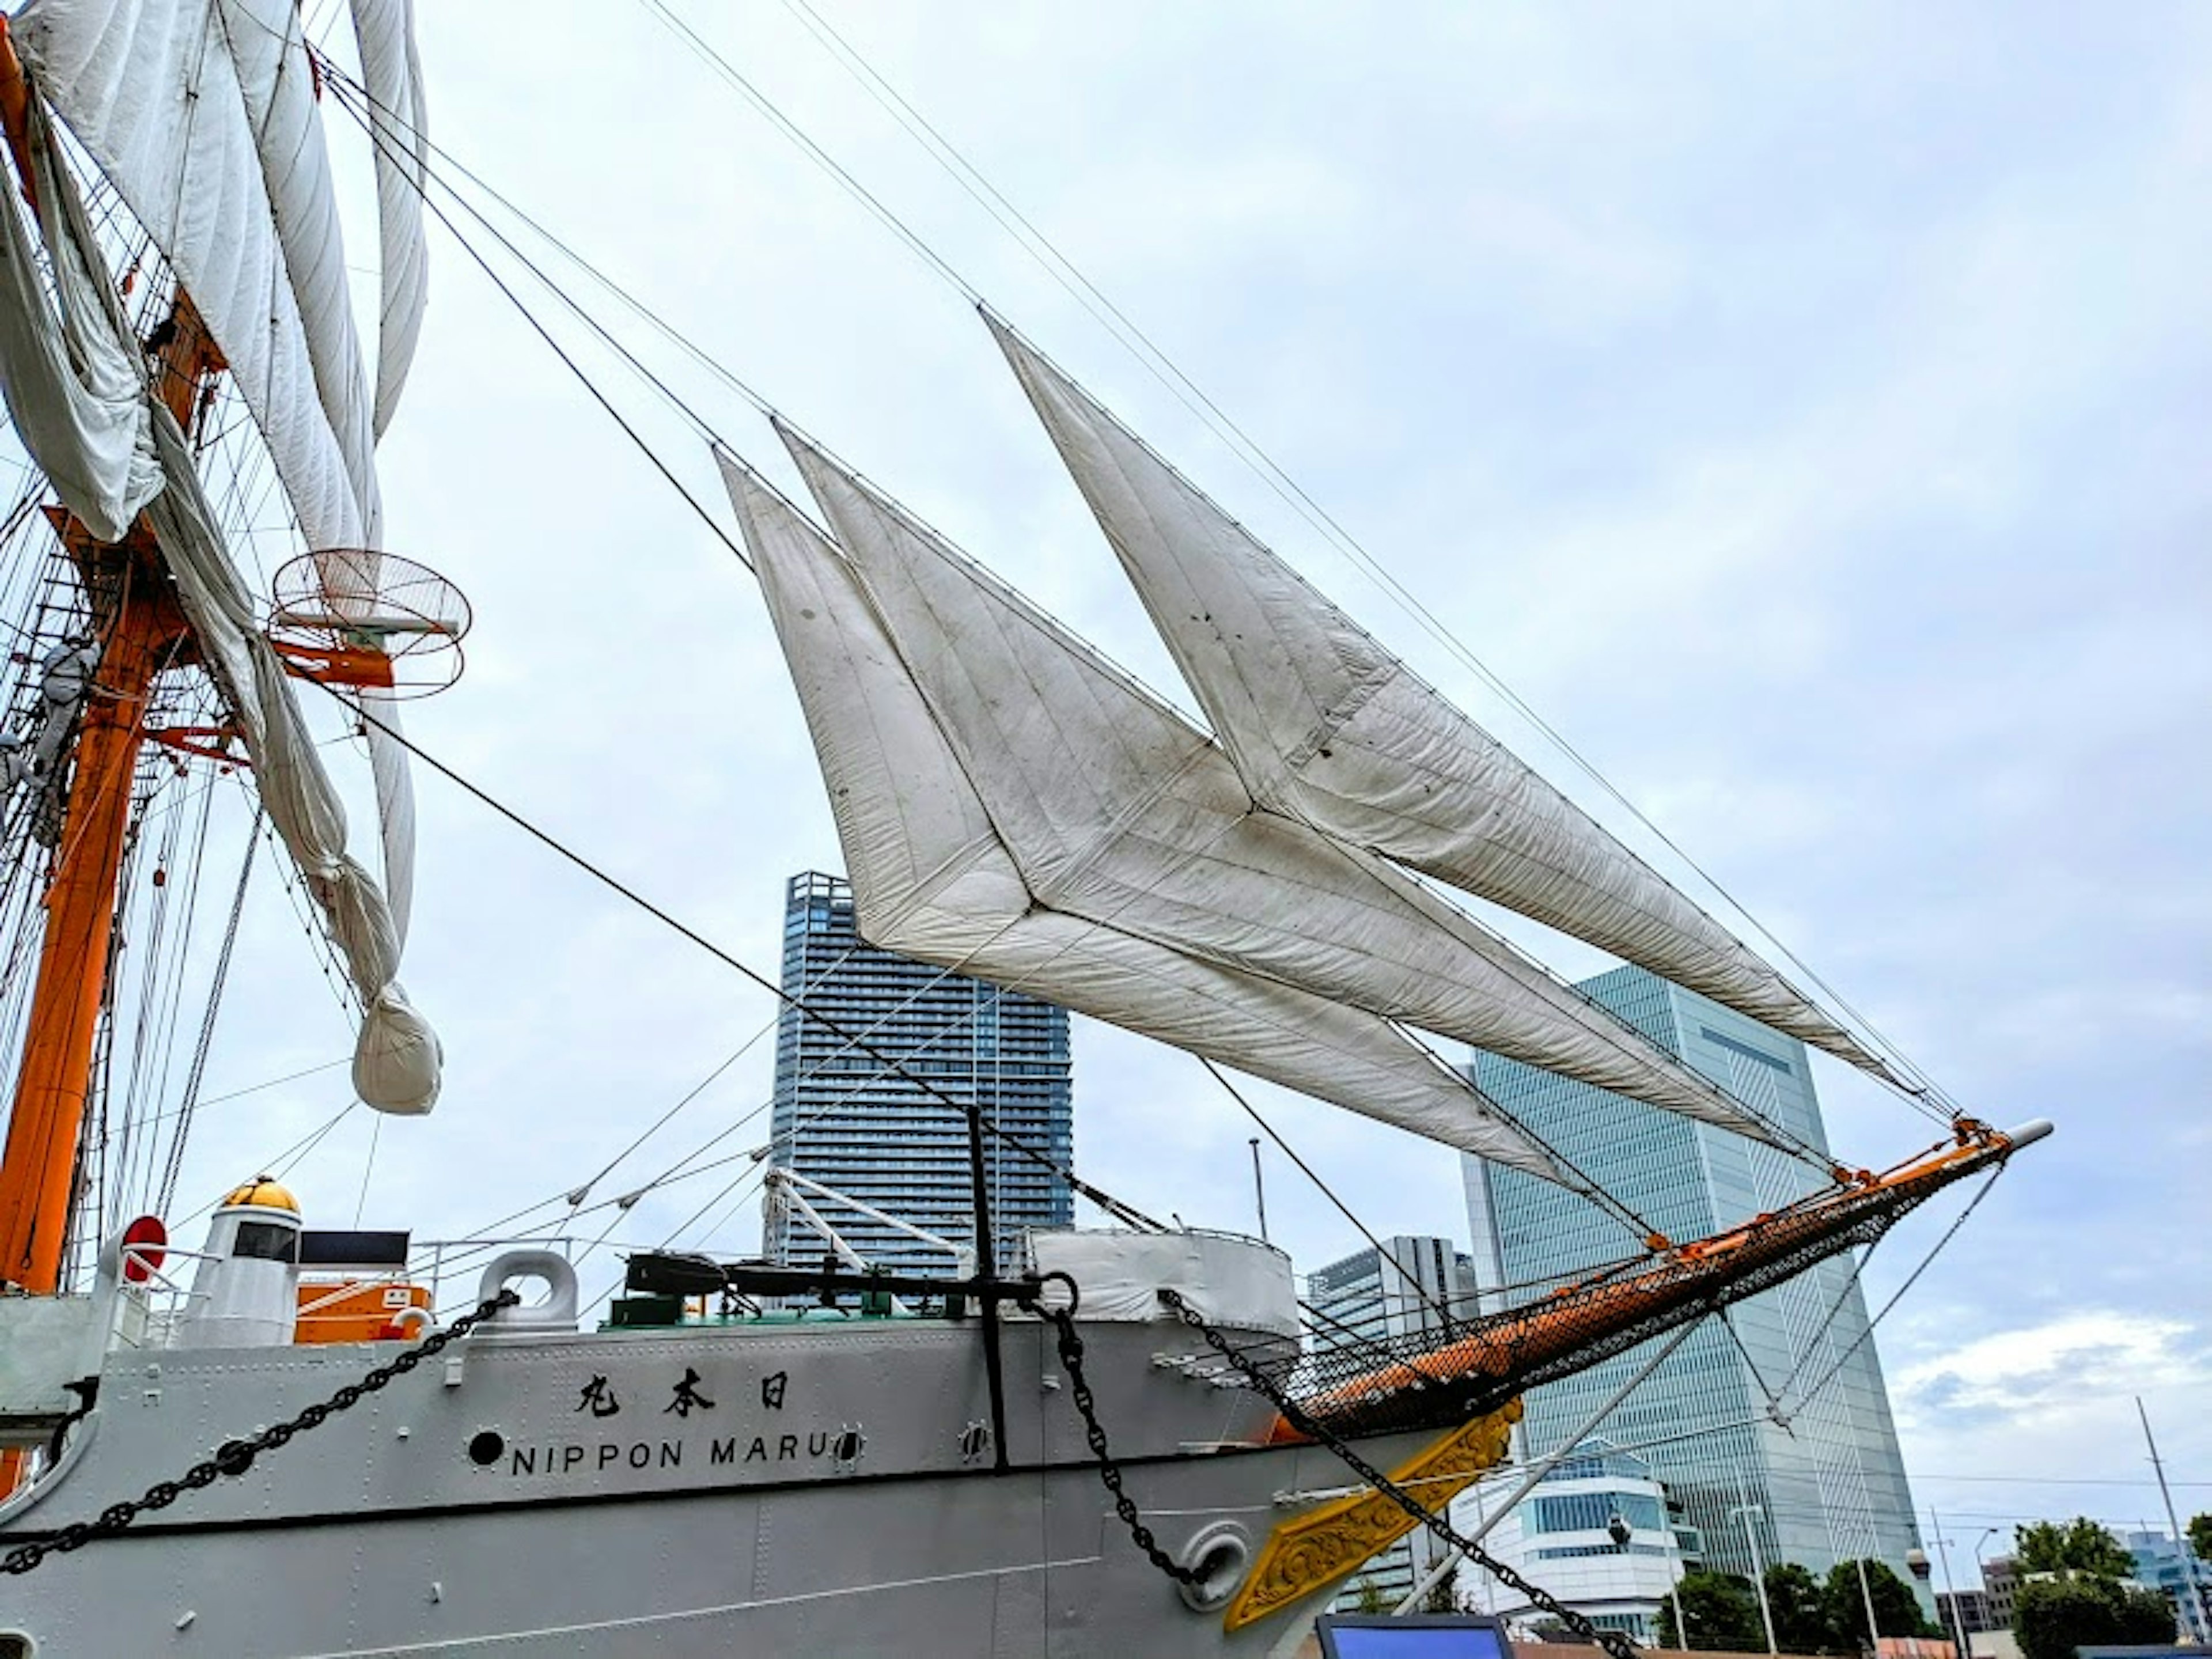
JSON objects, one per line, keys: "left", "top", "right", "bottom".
{"left": 219, "top": 1175, "right": 300, "bottom": 1214}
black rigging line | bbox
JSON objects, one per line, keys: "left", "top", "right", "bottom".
{"left": 316, "top": 70, "right": 755, "bottom": 574}
{"left": 156, "top": 803, "right": 261, "bottom": 1213}
{"left": 293, "top": 676, "right": 1164, "bottom": 1237}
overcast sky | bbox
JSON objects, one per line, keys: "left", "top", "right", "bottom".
{"left": 118, "top": 1, "right": 2209, "bottom": 1578}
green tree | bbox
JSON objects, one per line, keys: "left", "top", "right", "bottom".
{"left": 1823, "top": 1559, "right": 1940, "bottom": 1645}
{"left": 1347, "top": 1577, "right": 1387, "bottom": 1615}
{"left": 1764, "top": 1561, "right": 1838, "bottom": 1653}
{"left": 2188, "top": 1511, "right": 2212, "bottom": 1564}
{"left": 2014, "top": 1518, "right": 2135, "bottom": 1580}
{"left": 1419, "top": 1565, "right": 1460, "bottom": 1614}
{"left": 1655, "top": 1571, "right": 1764, "bottom": 1652}
{"left": 2014, "top": 1575, "right": 2175, "bottom": 1659}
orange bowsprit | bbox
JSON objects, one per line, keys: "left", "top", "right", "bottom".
{"left": 1271, "top": 1121, "right": 2043, "bottom": 1444}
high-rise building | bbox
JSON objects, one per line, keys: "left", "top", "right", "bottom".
{"left": 1307, "top": 1234, "right": 1481, "bottom": 1346}
{"left": 766, "top": 872, "right": 1073, "bottom": 1275}
{"left": 1308, "top": 1236, "right": 1484, "bottom": 1609}
{"left": 1461, "top": 964, "right": 1926, "bottom": 1600}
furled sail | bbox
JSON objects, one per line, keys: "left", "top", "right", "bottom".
{"left": 347, "top": 0, "right": 429, "bottom": 438}
{"left": 143, "top": 408, "right": 438, "bottom": 1113}
{"left": 0, "top": 90, "right": 160, "bottom": 542}
{"left": 991, "top": 320, "right": 1901, "bottom": 1084}
{"left": 15, "top": 0, "right": 371, "bottom": 548}
{"left": 776, "top": 425, "right": 1782, "bottom": 1145}
{"left": 15, "top": 0, "right": 424, "bottom": 936}
{"left": 718, "top": 452, "right": 1570, "bottom": 1183}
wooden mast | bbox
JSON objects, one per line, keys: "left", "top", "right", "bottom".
{"left": 0, "top": 17, "right": 226, "bottom": 1294}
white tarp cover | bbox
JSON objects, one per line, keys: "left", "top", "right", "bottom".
{"left": 778, "top": 426, "right": 1780, "bottom": 1146}
{"left": 992, "top": 320, "right": 1900, "bottom": 1084}
{"left": 144, "top": 406, "right": 438, "bottom": 1113}
{"left": 719, "top": 452, "right": 1571, "bottom": 1183}
{"left": 346, "top": 0, "right": 427, "bottom": 438}
{"left": 1029, "top": 1229, "right": 1299, "bottom": 1339}
{"left": 0, "top": 94, "right": 161, "bottom": 541}
{"left": 16, "top": 0, "right": 422, "bottom": 940}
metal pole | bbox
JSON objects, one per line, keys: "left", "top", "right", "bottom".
{"left": 1931, "top": 1510, "right": 1970, "bottom": 1659}
{"left": 1670, "top": 1515, "right": 1690, "bottom": 1652}
{"left": 1248, "top": 1137, "right": 1268, "bottom": 1244}
{"left": 1730, "top": 1501, "right": 1778, "bottom": 1654}
{"left": 2139, "top": 1396, "right": 2211, "bottom": 1643}
{"left": 1858, "top": 1555, "right": 1881, "bottom": 1652}
{"left": 1394, "top": 1319, "right": 1702, "bottom": 1614}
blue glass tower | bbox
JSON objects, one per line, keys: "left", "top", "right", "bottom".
{"left": 767, "top": 872, "right": 1074, "bottom": 1275}
{"left": 1463, "top": 965, "right": 1926, "bottom": 1593}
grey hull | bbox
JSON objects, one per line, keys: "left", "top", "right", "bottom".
{"left": 0, "top": 1313, "right": 1432, "bottom": 1656}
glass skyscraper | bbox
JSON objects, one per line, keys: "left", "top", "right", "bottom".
{"left": 767, "top": 872, "right": 1074, "bottom": 1275}
{"left": 1461, "top": 964, "right": 1925, "bottom": 1594}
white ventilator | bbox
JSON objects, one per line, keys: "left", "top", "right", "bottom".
{"left": 989, "top": 319, "right": 1900, "bottom": 1085}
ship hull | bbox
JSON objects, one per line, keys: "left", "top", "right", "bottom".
{"left": 0, "top": 1312, "right": 1432, "bottom": 1657}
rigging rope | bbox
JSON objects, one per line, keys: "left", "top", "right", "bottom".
{"left": 295, "top": 676, "right": 1165, "bottom": 1236}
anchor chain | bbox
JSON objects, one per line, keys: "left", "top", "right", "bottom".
{"left": 1160, "top": 1289, "right": 1641, "bottom": 1659}
{"left": 0, "top": 1287, "right": 520, "bottom": 1578}
{"left": 1039, "top": 1295, "right": 1205, "bottom": 1588}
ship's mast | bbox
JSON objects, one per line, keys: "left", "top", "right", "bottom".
{"left": 0, "top": 16, "right": 228, "bottom": 1295}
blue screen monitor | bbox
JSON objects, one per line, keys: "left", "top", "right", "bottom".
{"left": 1316, "top": 1613, "right": 1514, "bottom": 1659}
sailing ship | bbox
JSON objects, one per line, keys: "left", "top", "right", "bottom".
{"left": 0, "top": 3, "right": 2047, "bottom": 1655}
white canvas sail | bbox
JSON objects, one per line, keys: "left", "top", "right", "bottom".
{"left": 16, "top": 0, "right": 422, "bottom": 937}
{"left": 991, "top": 320, "right": 1900, "bottom": 1083}
{"left": 0, "top": 91, "right": 161, "bottom": 543}
{"left": 347, "top": 0, "right": 429, "bottom": 439}
{"left": 719, "top": 451, "right": 1571, "bottom": 1182}
{"left": 142, "top": 408, "right": 438, "bottom": 1113}
{"left": 777, "top": 426, "right": 1782, "bottom": 1146}
{"left": 15, "top": 0, "right": 370, "bottom": 550}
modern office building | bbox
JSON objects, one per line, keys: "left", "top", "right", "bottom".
{"left": 2123, "top": 1529, "right": 2209, "bottom": 1642}
{"left": 1456, "top": 1440, "right": 1700, "bottom": 1642}
{"left": 1461, "top": 964, "right": 1927, "bottom": 1602}
{"left": 1307, "top": 1234, "right": 1481, "bottom": 1345}
{"left": 1309, "top": 1236, "right": 1484, "bottom": 1609}
{"left": 766, "top": 871, "right": 1074, "bottom": 1275}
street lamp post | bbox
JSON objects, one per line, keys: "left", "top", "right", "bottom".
{"left": 1930, "top": 1509, "right": 1972, "bottom": 1659}
{"left": 1856, "top": 1556, "right": 1881, "bottom": 1653}
{"left": 1729, "top": 1502, "right": 1779, "bottom": 1656}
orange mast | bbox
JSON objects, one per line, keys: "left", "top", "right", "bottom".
{"left": 0, "top": 17, "right": 227, "bottom": 1294}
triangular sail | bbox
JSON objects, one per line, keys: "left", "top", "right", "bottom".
{"left": 991, "top": 320, "right": 1899, "bottom": 1083}
{"left": 777, "top": 426, "right": 1783, "bottom": 1146}
{"left": 718, "top": 453, "right": 1569, "bottom": 1182}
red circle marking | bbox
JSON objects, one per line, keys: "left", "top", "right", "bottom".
{"left": 120, "top": 1214, "right": 168, "bottom": 1284}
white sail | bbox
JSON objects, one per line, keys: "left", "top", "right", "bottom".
{"left": 991, "top": 320, "right": 1899, "bottom": 1082}
{"left": 16, "top": 0, "right": 423, "bottom": 940}
{"left": 719, "top": 451, "right": 1570, "bottom": 1182}
{"left": 142, "top": 409, "right": 438, "bottom": 1114}
{"left": 0, "top": 92, "right": 160, "bottom": 542}
{"left": 16, "top": 0, "right": 369, "bottom": 549}
{"left": 218, "top": 0, "right": 380, "bottom": 534}
{"left": 777, "top": 426, "right": 1781, "bottom": 1145}
{"left": 347, "top": 0, "right": 429, "bottom": 438}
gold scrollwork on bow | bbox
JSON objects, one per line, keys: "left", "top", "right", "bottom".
{"left": 1222, "top": 1399, "right": 1522, "bottom": 1633}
